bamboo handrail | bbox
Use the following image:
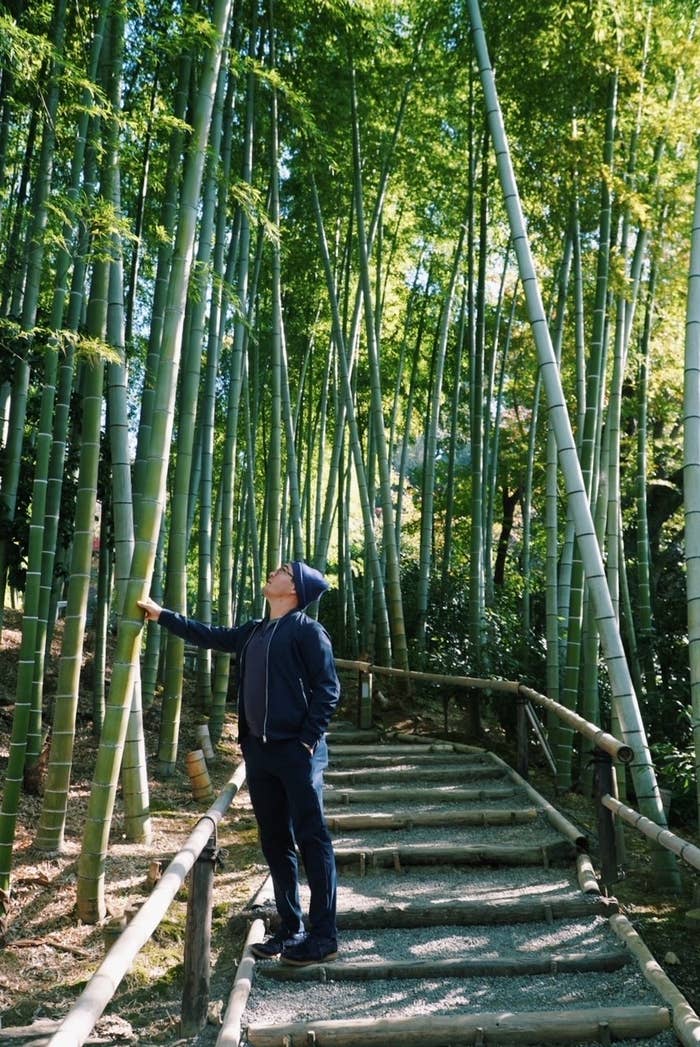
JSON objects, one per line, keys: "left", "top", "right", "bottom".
{"left": 335, "top": 658, "right": 634, "bottom": 764}
{"left": 602, "top": 794, "right": 700, "bottom": 873}
{"left": 48, "top": 761, "right": 248, "bottom": 1047}
{"left": 609, "top": 912, "right": 700, "bottom": 1046}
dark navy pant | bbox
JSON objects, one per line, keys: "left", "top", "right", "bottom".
{"left": 241, "top": 735, "right": 337, "bottom": 943}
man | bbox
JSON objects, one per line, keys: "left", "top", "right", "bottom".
{"left": 137, "top": 561, "right": 340, "bottom": 966}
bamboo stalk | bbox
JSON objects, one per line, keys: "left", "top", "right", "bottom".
{"left": 576, "top": 852, "right": 601, "bottom": 893}
{"left": 325, "top": 807, "right": 538, "bottom": 830}
{"left": 609, "top": 912, "right": 700, "bottom": 1046}
{"left": 332, "top": 894, "right": 617, "bottom": 929}
{"left": 334, "top": 670, "right": 633, "bottom": 765}
{"left": 488, "top": 752, "right": 588, "bottom": 849}
{"left": 602, "top": 794, "right": 700, "bottom": 872}
{"left": 260, "top": 949, "right": 631, "bottom": 982}
{"left": 216, "top": 918, "right": 266, "bottom": 1047}
{"left": 245, "top": 1005, "right": 671, "bottom": 1046}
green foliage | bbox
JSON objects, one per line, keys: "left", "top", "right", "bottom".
{"left": 651, "top": 702, "right": 696, "bottom": 825}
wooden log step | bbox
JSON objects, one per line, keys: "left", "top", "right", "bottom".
{"left": 324, "top": 783, "right": 516, "bottom": 804}
{"left": 329, "top": 749, "right": 491, "bottom": 765}
{"left": 329, "top": 743, "right": 469, "bottom": 757}
{"left": 334, "top": 894, "right": 619, "bottom": 929}
{"left": 387, "top": 733, "right": 486, "bottom": 755}
{"left": 244, "top": 1005, "right": 671, "bottom": 1046}
{"left": 325, "top": 807, "right": 539, "bottom": 831}
{"left": 333, "top": 839, "right": 577, "bottom": 869}
{"left": 325, "top": 766, "right": 507, "bottom": 785}
{"left": 326, "top": 730, "right": 381, "bottom": 744}
{"left": 258, "top": 948, "right": 631, "bottom": 982}
{"left": 325, "top": 785, "right": 518, "bottom": 805}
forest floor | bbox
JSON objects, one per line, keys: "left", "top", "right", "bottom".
{"left": 0, "top": 606, "right": 699, "bottom": 1044}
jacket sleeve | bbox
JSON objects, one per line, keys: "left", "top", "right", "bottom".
{"left": 158, "top": 609, "right": 250, "bottom": 653}
{"left": 298, "top": 621, "right": 340, "bottom": 749}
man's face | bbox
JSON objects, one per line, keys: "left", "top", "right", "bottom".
{"left": 263, "top": 563, "right": 297, "bottom": 602}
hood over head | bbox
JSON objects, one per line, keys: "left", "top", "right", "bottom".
{"left": 290, "top": 561, "right": 330, "bottom": 608}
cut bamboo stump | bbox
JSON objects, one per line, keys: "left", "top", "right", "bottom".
{"left": 259, "top": 948, "right": 631, "bottom": 981}
{"left": 185, "top": 749, "right": 214, "bottom": 802}
{"left": 244, "top": 1006, "right": 671, "bottom": 1046}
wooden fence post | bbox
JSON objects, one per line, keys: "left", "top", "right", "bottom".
{"left": 358, "top": 668, "right": 373, "bottom": 729}
{"left": 181, "top": 831, "right": 218, "bottom": 1035}
{"left": 594, "top": 750, "right": 618, "bottom": 889}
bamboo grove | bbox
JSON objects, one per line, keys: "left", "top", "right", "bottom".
{"left": 0, "top": 0, "right": 699, "bottom": 917}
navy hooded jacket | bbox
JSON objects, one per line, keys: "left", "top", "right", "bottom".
{"left": 157, "top": 608, "right": 340, "bottom": 749}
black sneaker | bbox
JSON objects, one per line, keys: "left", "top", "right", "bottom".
{"left": 251, "top": 930, "right": 306, "bottom": 960}
{"left": 280, "top": 936, "right": 338, "bottom": 966}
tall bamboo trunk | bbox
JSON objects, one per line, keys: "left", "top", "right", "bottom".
{"left": 415, "top": 216, "right": 467, "bottom": 651}
{"left": 77, "top": 0, "right": 235, "bottom": 922}
{"left": 466, "top": 0, "right": 678, "bottom": 886}
{"left": 350, "top": 64, "right": 408, "bottom": 671}
{"left": 683, "top": 143, "right": 700, "bottom": 826}
{"left": 157, "top": 60, "right": 227, "bottom": 775}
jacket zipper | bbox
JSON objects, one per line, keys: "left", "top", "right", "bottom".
{"left": 261, "top": 617, "right": 282, "bottom": 742}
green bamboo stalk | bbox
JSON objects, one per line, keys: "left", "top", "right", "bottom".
{"left": 77, "top": 0, "right": 234, "bottom": 921}
{"left": 310, "top": 172, "right": 392, "bottom": 664}
{"left": 416, "top": 216, "right": 467, "bottom": 650}
{"left": 636, "top": 271, "right": 658, "bottom": 703}
{"left": 350, "top": 64, "right": 408, "bottom": 671}
{"left": 34, "top": 311, "right": 109, "bottom": 853}
{"left": 468, "top": 137, "right": 486, "bottom": 669}
{"left": 157, "top": 58, "right": 227, "bottom": 775}
{"left": 683, "top": 141, "right": 700, "bottom": 826}
{"left": 467, "top": 0, "right": 678, "bottom": 885}
{"left": 131, "top": 35, "right": 193, "bottom": 501}
{"left": 553, "top": 79, "right": 616, "bottom": 787}
{"left": 105, "top": 173, "right": 152, "bottom": 842}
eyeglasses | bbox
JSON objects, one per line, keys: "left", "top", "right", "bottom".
{"left": 280, "top": 564, "right": 294, "bottom": 581}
